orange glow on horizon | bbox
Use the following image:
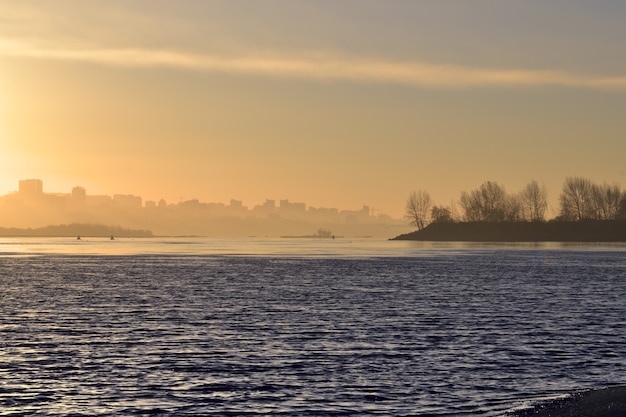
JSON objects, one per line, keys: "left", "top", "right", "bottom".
{"left": 0, "top": 3, "right": 625, "bottom": 221}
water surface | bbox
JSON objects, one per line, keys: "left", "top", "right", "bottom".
{"left": 1, "top": 239, "right": 624, "bottom": 415}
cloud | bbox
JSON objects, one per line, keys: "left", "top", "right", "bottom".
{"left": 1, "top": 39, "right": 625, "bottom": 90}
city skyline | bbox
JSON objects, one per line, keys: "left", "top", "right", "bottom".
{"left": 1, "top": 1, "right": 626, "bottom": 218}
{"left": 2, "top": 177, "right": 389, "bottom": 216}
{"left": 0, "top": 178, "right": 408, "bottom": 238}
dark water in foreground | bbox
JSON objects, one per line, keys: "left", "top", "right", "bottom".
{"left": 1, "top": 241, "right": 625, "bottom": 416}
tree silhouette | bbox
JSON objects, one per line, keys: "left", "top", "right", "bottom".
{"left": 559, "top": 177, "right": 593, "bottom": 221}
{"left": 520, "top": 180, "right": 548, "bottom": 222}
{"left": 404, "top": 190, "right": 432, "bottom": 230}
{"left": 590, "top": 182, "right": 623, "bottom": 220}
{"left": 459, "top": 181, "right": 510, "bottom": 222}
{"left": 431, "top": 205, "right": 454, "bottom": 223}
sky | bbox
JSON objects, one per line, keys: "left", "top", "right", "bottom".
{"left": 1, "top": 0, "right": 626, "bottom": 218}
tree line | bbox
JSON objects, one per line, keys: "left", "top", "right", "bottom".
{"left": 405, "top": 177, "right": 626, "bottom": 230}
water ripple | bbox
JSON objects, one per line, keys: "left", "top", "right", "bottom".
{"left": 0, "top": 250, "right": 624, "bottom": 415}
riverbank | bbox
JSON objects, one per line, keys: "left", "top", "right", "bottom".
{"left": 0, "top": 223, "right": 153, "bottom": 237}
{"left": 509, "top": 386, "right": 626, "bottom": 417}
{"left": 392, "top": 220, "right": 626, "bottom": 242}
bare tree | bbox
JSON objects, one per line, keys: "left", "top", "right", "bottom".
{"left": 431, "top": 205, "right": 454, "bottom": 223}
{"left": 590, "top": 183, "right": 623, "bottom": 220}
{"left": 459, "top": 189, "right": 482, "bottom": 221}
{"left": 505, "top": 194, "right": 523, "bottom": 222}
{"left": 590, "top": 183, "right": 608, "bottom": 220}
{"left": 459, "top": 181, "right": 509, "bottom": 222}
{"left": 480, "top": 181, "right": 508, "bottom": 222}
{"left": 618, "top": 196, "right": 626, "bottom": 220}
{"left": 404, "top": 190, "right": 432, "bottom": 230}
{"left": 559, "top": 177, "right": 593, "bottom": 221}
{"left": 604, "top": 184, "right": 623, "bottom": 220}
{"left": 520, "top": 180, "right": 548, "bottom": 222}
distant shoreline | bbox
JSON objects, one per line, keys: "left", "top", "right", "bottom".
{"left": 0, "top": 223, "right": 153, "bottom": 238}
{"left": 392, "top": 220, "right": 626, "bottom": 242}
{"left": 280, "top": 235, "right": 342, "bottom": 239}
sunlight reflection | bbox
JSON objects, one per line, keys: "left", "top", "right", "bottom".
{"left": 0, "top": 237, "right": 625, "bottom": 258}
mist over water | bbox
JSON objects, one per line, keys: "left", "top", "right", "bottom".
{"left": 1, "top": 240, "right": 624, "bottom": 416}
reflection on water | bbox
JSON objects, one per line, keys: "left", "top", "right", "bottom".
{"left": 1, "top": 237, "right": 625, "bottom": 257}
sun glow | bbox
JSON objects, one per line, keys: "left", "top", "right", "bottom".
{"left": 0, "top": 142, "right": 16, "bottom": 195}
{"left": 0, "top": 97, "right": 18, "bottom": 195}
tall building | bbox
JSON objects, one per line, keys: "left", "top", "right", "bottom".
{"left": 19, "top": 179, "right": 43, "bottom": 197}
{"left": 70, "top": 186, "right": 87, "bottom": 207}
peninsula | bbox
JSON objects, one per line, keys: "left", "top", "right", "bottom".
{"left": 392, "top": 220, "right": 626, "bottom": 242}
{"left": 400, "top": 178, "right": 626, "bottom": 242}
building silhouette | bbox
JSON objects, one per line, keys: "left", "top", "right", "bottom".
{"left": 0, "top": 179, "right": 409, "bottom": 237}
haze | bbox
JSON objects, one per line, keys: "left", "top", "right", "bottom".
{"left": 1, "top": 1, "right": 626, "bottom": 219}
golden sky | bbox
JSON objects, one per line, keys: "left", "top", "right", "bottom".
{"left": 1, "top": 1, "right": 626, "bottom": 217}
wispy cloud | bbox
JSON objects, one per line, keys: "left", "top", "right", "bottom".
{"left": 1, "top": 39, "right": 625, "bottom": 90}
